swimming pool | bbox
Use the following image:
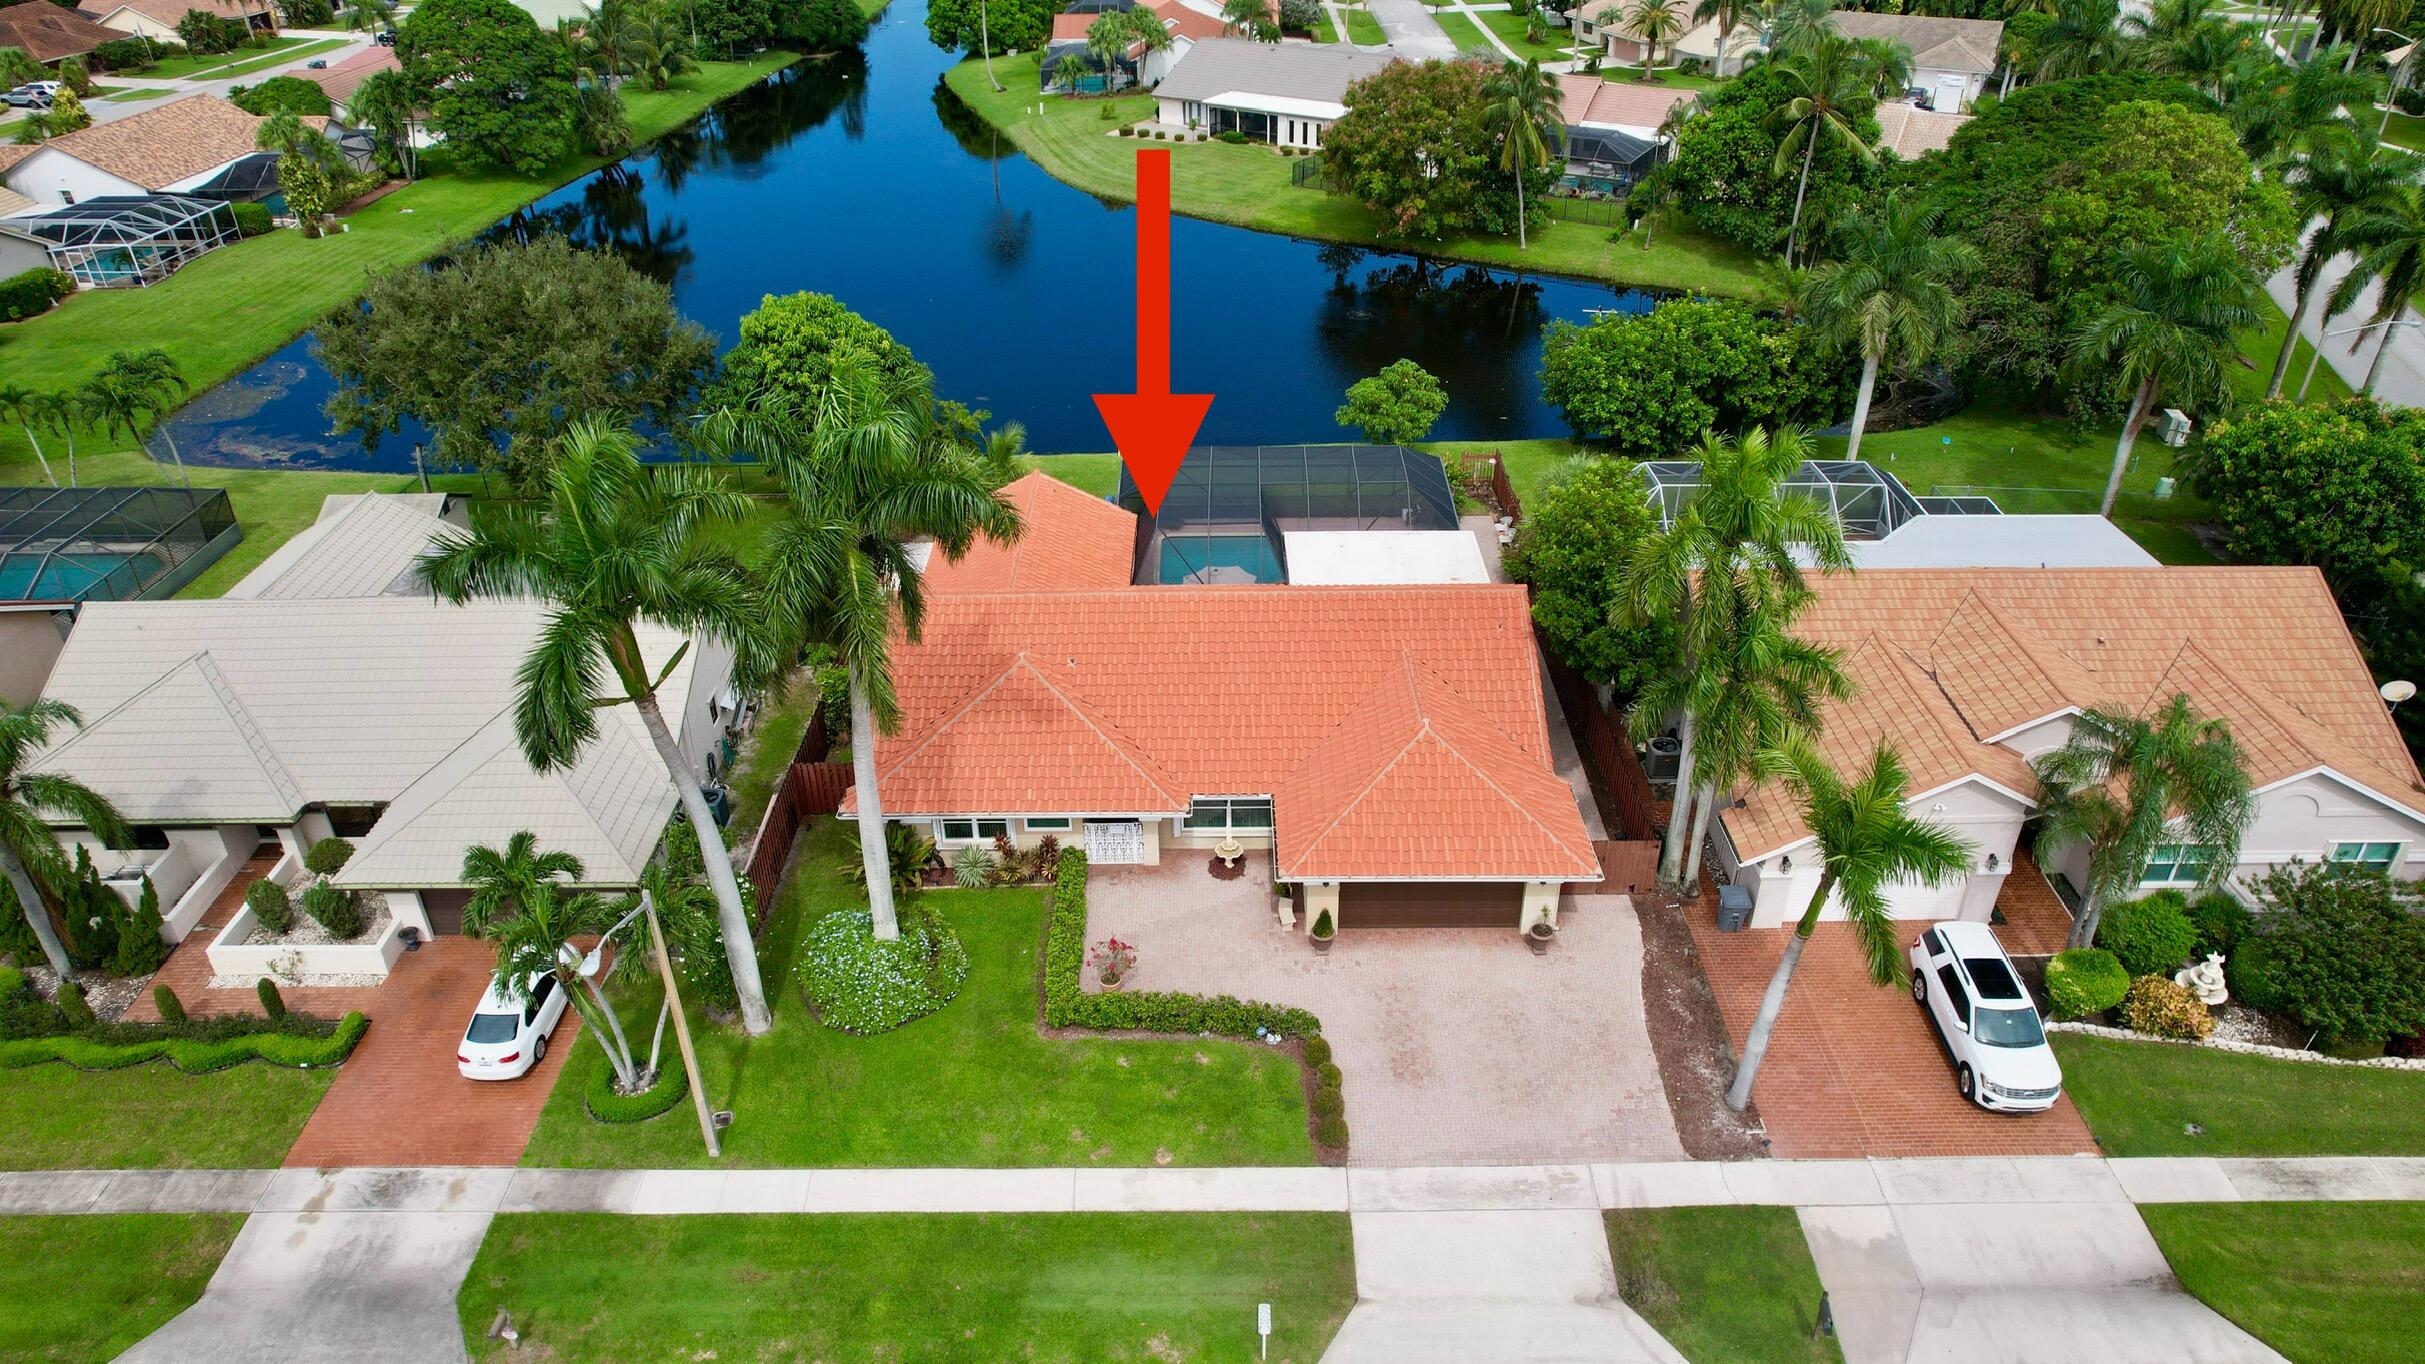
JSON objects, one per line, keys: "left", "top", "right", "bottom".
{"left": 1155, "top": 534, "right": 1282, "bottom": 585}
{"left": 0, "top": 550, "right": 163, "bottom": 602}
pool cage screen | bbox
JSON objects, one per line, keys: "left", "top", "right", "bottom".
{"left": 0, "top": 486, "right": 237, "bottom": 605}
{"left": 13, "top": 195, "right": 240, "bottom": 289}
{"left": 1118, "top": 445, "right": 1461, "bottom": 585}
{"left": 1637, "top": 459, "right": 1934, "bottom": 541}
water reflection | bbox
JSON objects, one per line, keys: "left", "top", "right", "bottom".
{"left": 166, "top": 0, "right": 1663, "bottom": 469}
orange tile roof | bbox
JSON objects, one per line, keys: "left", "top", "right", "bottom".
{"left": 1723, "top": 567, "right": 2425, "bottom": 859}
{"left": 918, "top": 470, "right": 1135, "bottom": 594}
{"left": 1050, "top": 12, "right": 1092, "bottom": 41}
{"left": 305, "top": 44, "right": 399, "bottom": 106}
{"left": 1556, "top": 73, "right": 1694, "bottom": 130}
{"left": 852, "top": 583, "right": 1596, "bottom": 881}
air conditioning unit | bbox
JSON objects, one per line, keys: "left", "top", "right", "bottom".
{"left": 2156, "top": 408, "right": 2193, "bottom": 448}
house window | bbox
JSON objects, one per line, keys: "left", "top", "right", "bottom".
{"left": 1183, "top": 797, "right": 1273, "bottom": 832}
{"left": 938, "top": 818, "right": 1011, "bottom": 843}
{"left": 2140, "top": 843, "right": 2215, "bottom": 885}
{"left": 2331, "top": 841, "right": 2402, "bottom": 873}
{"left": 1024, "top": 817, "right": 1072, "bottom": 832}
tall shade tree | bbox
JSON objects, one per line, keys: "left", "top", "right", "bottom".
{"left": 1799, "top": 193, "right": 1977, "bottom": 461}
{"left": 1725, "top": 732, "right": 1975, "bottom": 1111}
{"left": 1767, "top": 37, "right": 1877, "bottom": 268}
{"left": 1487, "top": 58, "right": 1563, "bottom": 251}
{"left": 0, "top": 700, "right": 129, "bottom": 978}
{"left": 1621, "top": 426, "right": 1851, "bottom": 888}
{"left": 460, "top": 834, "right": 651, "bottom": 1090}
{"left": 2068, "top": 232, "right": 2259, "bottom": 516}
{"left": 2032, "top": 694, "right": 2255, "bottom": 948}
{"left": 2329, "top": 183, "right": 2425, "bottom": 396}
{"left": 414, "top": 418, "right": 777, "bottom": 1033}
{"left": 2269, "top": 135, "right": 2417, "bottom": 399}
{"left": 2034, "top": 0, "right": 2128, "bottom": 79}
{"left": 708, "top": 359, "right": 1022, "bottom": 941}
{"left": 0, "top": 386, "right": 56, "bottom": 487}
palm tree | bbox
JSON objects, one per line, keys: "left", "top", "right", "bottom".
{"left": 414, "top": 418, "right": 778, "bottom": 1034}
{"left": 2144, "top": 18, "right": 2247, "bottom": 97}
{"left": 2327, "top": 183, "right": 2425, "bottom": 395}
{"left": 1222, "top": 0, "right": 1278, "bottom": 41}
{"left": 1488, "top": 59, "right": 1563, "bottom": 251}
{"left": 1849, "top": 35, "right": 1913, "bottom": 101}
{"left": 977, "top": 0, "right": 1002, "bottom": 91}
{"left": 2069, "top": 233, "right": 2260, "bottom": 516}
{"left": 2269, "top": 135, "right": 2417, "bottom": 399}
{"left": 2336, "top": 0, "right": 2405, "bottom": 72}
{"left": 256, "top": 107, "right": 340, "bottom": 171}
{"left": 627, "top": 4, "right": 694, "bottom": 91}
{"left": 1724, "top": 732, "right": 1975, "bottom": 1111}
{"left": 979, "top": 419, "right": 1029, "bottom": 484}
{"left": 460, "top": 833, "right": 649, "bottom": 1091}
{"left": 1622, "top": 426, "right": 1851, "bottom": 888}
{"left": 1767, "top": 37, "right": 1876, "bottom": 267}
{"left": 33, "top": 390, "right": 81, "bottom": 488}
{"left": 92, "top": 349, "right": 190, "bottom": 488}
{"left": 2035, "top": 0, "right": 2128, "bottom": 79}
{"left": 1693, "top": 0, "right": 1749, "bottom": 77}
{"left": 343, "top": 0, "right": 396, "bottom": 35}
{"left": 0, "top": 385, "right": 56, "bottom": 487}
{"left": 1, "top": 700, "right": 129, "bottom": 979}
{"left": 708, "top": 361, "right": 1021, "bottom": 941}
{"left": 78, "top": 375, "right": 153, "bottom": 486}
{"left": 348, "top": 67, "right": 420, "bottom": 179}
{"left": 1086, "top": 13, "right": 1135, "bottom": 94}
{"left": 1799, "top": 192, "right": 1977, "bottom": 461}
{"left": 2229, "top": 47, "right": 2374, "bottom": 166}
{"left": 1764, "top": 0, "right": 1835, "bottom": 60}
{"left": 1623, "top": 0, "right": 1688, "bottom": 74}
{"left": 2033, "top": 695, "right": 2254, "bottom": 949}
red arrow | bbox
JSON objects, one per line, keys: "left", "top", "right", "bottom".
{"left": 1093, "top": 148, "right": 1211, "bottom": 516}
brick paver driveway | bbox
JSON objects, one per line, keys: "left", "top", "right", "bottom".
{"left": 1089, "top": 861, "right": 1685, "bottom": 1166}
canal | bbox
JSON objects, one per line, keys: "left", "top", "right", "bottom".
{"left": 166, "top": 0, "right": 1666, "bottom": 470}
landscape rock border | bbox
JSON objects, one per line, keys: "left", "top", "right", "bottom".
{"left": 2049, "top": 1019, "right": 2425, "bottom": 1071}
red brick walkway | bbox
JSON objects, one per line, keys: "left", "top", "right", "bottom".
{"left": 1994, "top": 848, "right": 2076, "bottom": 956}
{"left": 1686, "top": 912, "right": 2098, "bottom": 1159}
{"left": 125, "top": 852, "right": 392, "bottom": 1023}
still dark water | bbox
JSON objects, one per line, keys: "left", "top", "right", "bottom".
{"left": 168, "top": 0, "right": 1664, "bottom": 469}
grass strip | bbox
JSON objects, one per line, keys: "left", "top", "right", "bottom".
{"left": 1606, "top": 1206, "right": 1844, "bottom": 1364}
{"left": 2140, "top": 1201, "right": 2425, "bottom": 1364}
{"left": 0, "top": 1214, "right": 244, "bottom": 1363}
{"left": 2053, "top": 1033, "right": 2425, "bottom": 1156}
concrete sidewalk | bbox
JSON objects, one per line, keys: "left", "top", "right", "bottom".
{"left": 2265, "top": 231, "right": 2425, "bottom": 407}
{"left": 12, "top": 1154, "right": 2424, "bottom": 1216}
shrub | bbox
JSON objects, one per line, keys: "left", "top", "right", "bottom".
{"left": 1303, "top": 1035, "right": 1332, "bottom": 1067}
{"left": 1215, "top": 129, "right": 1248, "bottom": 144}
{"left": 303, "top": 882, "right": 364, "bottom": 939}
{"left": 2189, "top": 893, "right": 2250, "bottom": 958}
{"left": 56, "top": 980, "right": 92, "bottom": 1027}
{"left": 2233, "top": 862, "right": 2425, "bottom": 1043}
{"left": 2044, "top": 947, "right": 2130, "bottom": 1019}
{"left": 1310, "top": 1084, "right": 1345, "bottom": 1119}
{"left": 2119, "top": 974, "right": 2215, "bottom": 1040}
{"left": 798, "top": 905, "right": 970, "bottom": 1034}
{"left": 1316, "top": 1061, "right": 1342, "bottom": 1087}
{"left": 246, "top": 879, "right": 293, "bottom": 934}
{"left": 256, "top": 977, "right": 286, "bottom": 1020}
{"left": 112, "top": 875, "right": 170, "bottom": 977}
{"left": 838, "top": 822, "right": 935, "bottom": 897}
{"left": 1309, "top": 908, "right": 1335, "bottom": 939}
{"left": 952, "top": 842, "right": 993, "bottom": 888}
{"left": 1042, "top": 848, "right": 1323, "bottom": 1039}
{"left": 2096, "top": 890, "right": 2198, "bottom": 977}
{"left": 585, "top": 1061, "right": 689, "bottom": 1122}
{"left": 0, "top": 966, "right": 23, "bottom": 998}
{"left": 92, "top": 35, "right": 167, "bottom": 71}
{"left": 1313, "top": 1116, "right": 1348, "bottom": 1148}
{"left": 0, "top": 267, "right": 73, "bottom": 322}
{"left": 229, "top": 74, "right": 330, "bottom": 117}
{"left": 302, "top": 837, "right": 356, "bottom": 877}
{"left": 0, "top": 1010, "right": 366, "bottom": 1071}
{"left": 152, "top": 983, "right": 186, "bottom": 1024}
{"left": 231, "top": 201, "right": 273, "bottom": 237}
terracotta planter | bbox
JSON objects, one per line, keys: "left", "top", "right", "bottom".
{"left": 1526, "top": 921, "right": 1557, "bottom": 955}
{"left": 1099, "top": 972, "right": 1126, "bottom": 991}
{"left": 1309, "top": 931, "right": 1334, "bottom": 955}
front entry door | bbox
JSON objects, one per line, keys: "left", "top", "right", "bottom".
{"left": 1083, "top": 820, "right": 1145, "bottom": 865}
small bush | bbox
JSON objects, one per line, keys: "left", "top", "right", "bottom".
{"left": 0, "top": 267, "right": 73, "bottom": 322}
{"left": 2119, "top": 974, "right": 2215, "bottom": 1040}
{"left": 256, "top": 976, "right": 286, "bottom": 1020}
{"left": 1309, "top": 907, "right": 1335, "bottom": 939}
{"left": 245, "top": 878, "right": 293, "bottom": 934}
{"left": 92, "top": 35, "right": 167, "bottom": 71}
{"left": 1316, "top": 1061, "right": 1342, "bottom": 1087}
{"left": 302, "top": 882, "right": 364, "bottom": 939}
{"left": 798, "top": 905, "right": 970, "bottom": 1034}
{"left": 152, "top": 983, "right": 186, "bottom": 1024}
{"left": 55, "top": 980, "right": 93, "bottom": 1027}
{"left": 2233, "top": 862, "right": 2425, "bottom": 1042}
{"left": 1303, "top": 1035, "right": 1332, "bottom": 1067}
{"left": 2188, "top": 893, "right": 2250, "bottom": 958}
{"left": 952, "top": 842, "right": 993, "bottom": 888}
{"left": 2044, "top": 947, "right": 2130, "bottom": 1019}
{"left": 585, "top": 1061, "right": 689, "bottom": 1123}
{"left": 1310, "top": 1084, "right": 1345, "bottom": 1119}
{"left": 0, "top": 965, "right": 23, "bottom": 997}
{"left": 1215, "top": 129, "right": 1248, "bottom": 144}
{"left": 231, "top": 202, "right": 273, "bottom": 237}
{"left": 1313, "top": 1115, "right": 1348, "bottom": 1148}
{"left": 2097, "top": 891, "right": 2198, "bottom": 977}
{"left": 1118, "top": 126, "right": 1133, "bottom": 136}
{"left": 112, "top": 875, "right": 169, "bottom": 977}
{"left": 302, "top": 837, "right": 355, "bottom": 877}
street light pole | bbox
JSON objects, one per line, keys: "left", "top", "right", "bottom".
{"left": 2374, "top": 31, "right": 2413, "bottom": 138}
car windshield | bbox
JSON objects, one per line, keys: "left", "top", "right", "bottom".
{"left": 1972, "top": 1005, "right": 2045, "bottom": 1048}
{"left": 464, "top": 1011, "right": 519, "bottom": 1044}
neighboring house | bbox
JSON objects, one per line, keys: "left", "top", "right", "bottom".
{"left": 84, "top": 0, "right": 274, "bottom": 40}
{"left": 28, "top": 492, "right": 743, "bottom": 976}
{"left": 1873, "top": 100, "right": 1971, "bottom": 160}
{"left": 0, "top": 94, "right": 336, "bottom": 207}
{"left": 1555, "top": 73, "right": 1693, "bottom": 192}
{"left": 1151, "top": 38, "right": 1395, "bottom": 148}
{"left": 0, "top": 1, "right": 112, "bottom": 65}
{"left": 864, "top": 469, "right": 1600, "bottom": 934}
{"left": 1043, "top": 0, "right": 1224, "bottom": 92}
{"left": 1827, "top": 13, "right": 2003, "bottom": 111}
{"left": 0, "top": 485, "right": 244, "bottom": 705}
{"left": 1710, "top": 568, "right": 2425, "bottom": 929}
{"left": 304, "top": 43, "right": 399, "bottom": 106}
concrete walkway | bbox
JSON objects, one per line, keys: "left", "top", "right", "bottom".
{"left": 1364, "top": 0, "right": 1459, "bottom": 58}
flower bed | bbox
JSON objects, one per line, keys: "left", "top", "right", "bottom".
{"left": 798, "top": 906, "right": 971, "bottom": 1035}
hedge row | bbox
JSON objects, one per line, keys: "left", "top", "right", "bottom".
{"left": 0, "top": 267, "right": 73, "bottom": 322}
{"left": 1041, "top": 847, "right": 1321, "bottom": 1039}
{"left": 0, "top": 1011, "right": 369, "bottom": 1073}
{"left": 585, "top": 1060, "right": 689, "bottom": 1123}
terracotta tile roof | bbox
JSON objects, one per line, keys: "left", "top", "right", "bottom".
{"left": 1050, "top": 13, "right": 1092, "bottom": 41}
{"left": 307, "top": 44, "right": 399, "bottom": 106}
{"left": 1873, "top": 102, "right": 1970, "bottom": 158}
{"left": 1722, "top": 567, "right": 2425, "bottom": 860}
{"left": 0, "top": 2, "right": 110, "bottom": 63}
{"left": 853, "top": 583, "right": 1595, "bottom": 881}
{"left": 1555, "top": 73, "right": 1693, "bottom": 131}
{"left": 1152, "top": 0, "right": 1226, "bottom": 43}
{"left": 918, "top": 470, "right": 1135, "bottom": 594}
{"left": 39, "top": 94, "right": 278, "bottom": 191}
{"left": 92, "top": 0, "right": 271, "bottom": 24}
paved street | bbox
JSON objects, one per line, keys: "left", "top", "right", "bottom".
{"left": 76, "top": 30, "right": 373, "bottom": 129}
{"left": 2266, "top": 222, "right": 2425, "bottom": 408}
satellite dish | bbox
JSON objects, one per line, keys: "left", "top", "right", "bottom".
{"left": 2383, "top": 680, "right": 2417, "bottom": 705}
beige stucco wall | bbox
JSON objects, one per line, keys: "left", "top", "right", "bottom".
{"left": 1729, "top": 779, "right": 2029, "bottom": 929}
{"left": 0, "top": 611, "right": 67, "bottom": 708}
{"left": 2045, "top": 770, "right": 2425, "bottom": 901}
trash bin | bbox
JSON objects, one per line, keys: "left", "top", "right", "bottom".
{"left": 1716, "top": 884, "right": 1753, "bottom": 932}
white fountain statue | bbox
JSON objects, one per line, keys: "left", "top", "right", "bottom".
{"left": 2174, "top": 952, "right": 2229, "bottom": 1007}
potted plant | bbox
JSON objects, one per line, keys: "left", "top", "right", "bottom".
{"left": 1526, "top": 919, "right": 1557, "bottom": 955}
{"left": 1309, "top": 907, "right": 1335, "bottom": 954}
{"left": 1089, "top": 936, "right": 1136, "bottom": 990}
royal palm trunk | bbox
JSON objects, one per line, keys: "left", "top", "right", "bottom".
{"left": 2098, "top": 379, "right": 2155, "bottom": 517}
{"left": 1725, "top": 868, "right": 1835, "bottom": 1111}
{"left": 0, "top": 842, "right": 71, "bottom": 978}
{"left": 849, "top": 671, "right": 901, "bottom": 941}
{"left": 634, "top": 692, "right": 773, "bottom": 1034}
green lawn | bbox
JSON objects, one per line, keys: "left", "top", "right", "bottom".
{"left": 101, "top": 87, "right": 177, "bottom": 102}
{"left": 2141, "top": 1202, "right": 2425, "bottom": 1364}
{"left": 0, "top": 1058, "right": 333, "bottom": 1168}
{"left": 721, "top": 671, "right": 822, "bottom": 838}
{"left": 2381, "top": 108, "right": 2425, "bottom": 151}
{"left": 1434, "top": 8, "right": 1503, "bottom": 55}
{"left": 1026, "top": 451, "right": 1121, "bottom": 496}
{"left": 0, "top": 1214, "right": 244, "bottom": 1363}
{"left": 461, "top": 1212, "right": 1357, "bottom": 1363}
{"left": 140, "top": 34, "right": 316, "bottom": 81}
{"left": 1606, "top": 1207, "right": 1843, "bottom": 1364}
{"left": 204, "top": 37, "right": 352, "bottom": 81}
{"left": 2054, "top": 1033, "right": 2425, "bottom": 1156}
{"left": 1477, "top": 9, "right": 1574, "bottom": 61}
{"left": 1308, "top": 8, "right": 1338, "bottom": 40}
{"left": 518, "top": 817, "right": 1312, "bottom": 1168}
{"left": 944, "top": 51, "right": 1764, "bottom": 299}
{"left": 1343, "top": 5, "right": 1387, "bottom": 42}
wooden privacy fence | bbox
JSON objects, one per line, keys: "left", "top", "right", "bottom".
{"left": 738, "top": 702, "right": 844, "bottom": 921}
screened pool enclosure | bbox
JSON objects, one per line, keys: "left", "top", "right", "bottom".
{"left": 0, "top": 487, "right": 241, "bottom": 605}
{"left": 1117, "top": 445, "right": 1460, "bottom": 584}
{"left": 10, "top": 195, "right": 239, "bottom": 288}
{"left": 1636, "top": 459, "right": 2000, "bottom": 541}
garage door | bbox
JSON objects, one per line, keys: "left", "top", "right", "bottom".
{"left": 1340, "top": 881, "right": 1524, "bottom": 928}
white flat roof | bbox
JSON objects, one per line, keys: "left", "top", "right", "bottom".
{"left": 1282, "top": 530, "right": 1490, "bottom": 585}
{"left": 1835, "top": 515, "right": 2159, "bottom": 569}
{"left": 1201, "top": 90, "right": 1347, "bottom": 121}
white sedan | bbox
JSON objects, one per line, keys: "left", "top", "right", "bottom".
{"left": 1908, "top": 920, "right": 2064, "bottom": 1112}
{"left": 456, "top": 969, "right": 571, "bottom": 1080}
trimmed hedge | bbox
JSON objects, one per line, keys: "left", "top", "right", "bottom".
{"left": 1042, "top": 848, "right": 1321, "bottom": 1038}
{"left": 2045, "top": 947, "right": 2130, "bottom": 1019}
{"left": 2098, "top": 890, "right": 2198, "bottom": 977}
{"left": 0, "top": 1011, "right": 368, "bottom": 1072}
{"left": 0, "top": 267, "right": 73, "bottom": 322}
{"left": 246, "top": 879, "right": 293, "bottom": 935}
{"left": 584, "top": 1061, "right": 689, "bottom": 1123}
{"left": 231, "top": 201, "right": 273, "bottom": 237}
{"left": 2189, "top": 893, "right": 2250, "bottom": 958}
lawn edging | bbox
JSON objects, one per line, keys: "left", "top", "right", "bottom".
{"left": 1042, "top": 848, "right": 1348, "bottom": 1158}
{"left": 0, "top": 1010, "right": 369, "bottom": 1073}
{"left": 2049, "top": 1019, "right": 2425, "bottom": 1072}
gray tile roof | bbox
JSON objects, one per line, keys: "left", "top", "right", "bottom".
{"left": 1153, "top": 37, "right": 1402, "bottom": 106}
{"left": 1828, "top": 13, "right": 2004, "bottom": 74}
